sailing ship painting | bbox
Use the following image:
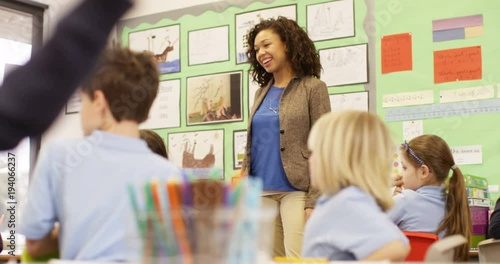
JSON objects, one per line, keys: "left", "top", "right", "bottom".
{"left": 307, "top": 0, "right": 354, "bottom": 41}
{"left": 168, "top": 130, "right": 224, "bottom": 179}
{"left": 128, "top": 24, "right": 180, "bottom": 74}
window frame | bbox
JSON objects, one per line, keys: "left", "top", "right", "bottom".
{"left": 0, "top": 0, "right": 47, "bottom": 173}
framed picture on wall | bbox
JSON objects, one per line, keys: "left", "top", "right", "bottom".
{"left": 306, "top": 0, "right": 355, "bottom": 42}
{"left": 233, "top": 130, "right": 247, "bottom": 169}
{"left": 186, "top": 71, "right": 243, "bottom": 126}
{"left": 319, "top": 43, "right": 368, "bottom": 87}
{"left": 329, "top": 91, "right": 369, "bottom": 113}
{"left": 188, "top": 25, "right": 230, "bottom": 66}
{"left": 167, "top": 129, "right": 224, "bottom": 179}
{"left": 140, "top": 79, "right": 181, "bottom": 129}
{"left": 65, "top": 92, "right": 81, "bottom": 114}
{"left": 128, "top": 24, "right": 180, "bottom": 74}
{"left": 247, "top": 71, "right": 260, "bottom": 116}
{"left": 235, "top": 4, "right": 297, "bottom": 64}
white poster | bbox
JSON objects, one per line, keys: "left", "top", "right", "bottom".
{"left": 320, "top": 44, "right": 368, "bottom": 87}
{"left": 329, "top": 91, "right": 368, "bottom": 113}
{"left": 451, "top": 145, "right": 483, "bottom": 165}
{"left": 439, "top": 85, "right": 494, "bottom": 103}
{"left": 233, "top": 130, "right": 247, "bottom": 169}
{"left": 307, "top": 0, "right": 355, "bottom": 41}
{"left": 382, "top": 90, "right": 434, "bottom": 108}
{"left": 188, "top": 25, "right": 229, "bottom": 65}
{"left": 402, "top": 120, "right": 423, "bottom": 141}
{"left": 140, "top": 79, "right": 181, "bottom": 129}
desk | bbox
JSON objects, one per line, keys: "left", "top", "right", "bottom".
{"left": 0, "top": 260, "right": 484, "bottom": 264}
{"left": 469, "top": 248, "right": 479, "bottom": 262}
{"left": 0, "top": 249, "right": 23, "bottom": 263}
{"left": 0, "top": 254, "right": 20, "bottom": 263}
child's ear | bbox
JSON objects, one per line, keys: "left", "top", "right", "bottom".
{"left": 92, "top": 90, "right": 109, "bottom": 111}
{"left": 420, "top": 165, "right": 431, "bottom": 179}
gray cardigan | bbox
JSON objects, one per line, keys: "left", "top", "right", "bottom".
{"left": 242, "top": 76, "right": 331, "bottom": 208}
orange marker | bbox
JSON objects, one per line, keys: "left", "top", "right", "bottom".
{"left": 150, "top": 182, "right": 163, "bottom": 221}
{"left": 167, "top": 182, "right": 192, "bottom": 264}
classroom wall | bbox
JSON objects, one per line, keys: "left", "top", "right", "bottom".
{"left": 117, "top": 0, "right": 371, "bottom": 179}
{"left": 36, "top": 0, "right": 79, "bottom": 36}
{"left": 41, "top": 0, "right": 224, "bottom": 146}
{"left": 43, "top": 0, "right": 372, "bottom": 177}
{"left": 121, "top": 0, "right": 220, "bottom": 20}
{"left": 375, "top": 0, "right": 500, "bottom": 201}
{"left": 32, "top": 0, "right": 81, "bottom": 146}
{"left": 39, "top": 0, "right": 499, "bottom": 202}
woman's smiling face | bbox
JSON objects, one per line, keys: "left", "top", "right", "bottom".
{"left": 253, "top": 29, "right": 291, "bottom": 76}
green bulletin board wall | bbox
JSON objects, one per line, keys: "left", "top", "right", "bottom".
{"left": 119, "top": 0, "right": 499, "bottom": 203}
{"left": 375, "top": 0, "right": 500, "bottom": 201}
{"left": 120, "top": 0, "right": 369, "bottom": 180}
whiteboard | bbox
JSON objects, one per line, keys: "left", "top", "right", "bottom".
{"left": 320, "top": 43, "right": 368, "bottom": 87}
{"left": 329, "top": 91, "right": 369, "bottom": 112}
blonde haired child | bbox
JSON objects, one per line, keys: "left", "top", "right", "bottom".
{"left": 302, "top": 110, "right": 409, "bottom": 261}
{"left": 389, "top": 134, "right": 471, "bottom": 261}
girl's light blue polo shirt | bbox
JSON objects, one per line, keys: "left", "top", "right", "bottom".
{"left": 388, "top": 186, "right": 446, "bottom": 238}
{"left": 302, "top": 186, "right": 408, "bottom": 260}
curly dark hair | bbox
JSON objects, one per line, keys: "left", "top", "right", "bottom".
{"left": 246, "top": 16, "right": 321, "bottom": 87}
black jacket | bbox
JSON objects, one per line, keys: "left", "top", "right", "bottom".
{"left": 489, "top": 197, "right": 500, "bottom": 239}
{"left": 0, "top": 0, "right": 132, "bottom": 150}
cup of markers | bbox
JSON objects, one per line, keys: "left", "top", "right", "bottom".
{"left": 128, "top": 173, "right": 277, "bottom": 264}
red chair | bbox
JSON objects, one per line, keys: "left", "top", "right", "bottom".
{"left": 403, "top": 231, "right": 439, "bottom": 261}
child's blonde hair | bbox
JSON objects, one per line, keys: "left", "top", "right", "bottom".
{"left": 308, "top": 110, "right": 394, "bottom": 211}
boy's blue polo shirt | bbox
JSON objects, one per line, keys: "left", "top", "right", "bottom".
{"left": 19, "top": 130, "right": 179, "bottom": 261}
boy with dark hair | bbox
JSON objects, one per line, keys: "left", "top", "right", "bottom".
{"left": 19, "top": 47, "right": 179, "bottom": 261}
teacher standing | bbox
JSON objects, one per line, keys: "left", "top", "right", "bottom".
{"left": 241, "top": 16, "right": 331, "bottom": 258}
